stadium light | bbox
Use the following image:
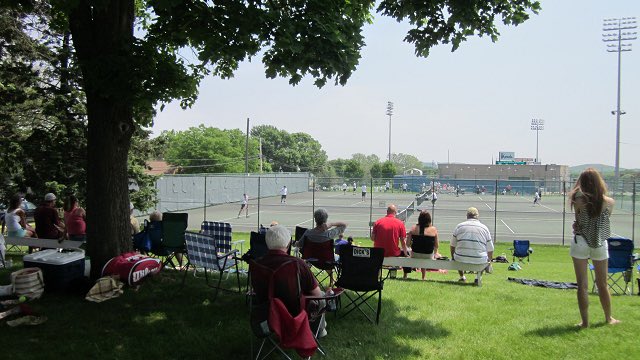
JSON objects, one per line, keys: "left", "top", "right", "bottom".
{"left": 603, "top": 17, "right": 637, "bottom": 182}
{"left": 386, "top": 101, "right": 394, "bottom": 163}
{"left": 530, "top": 119, "right": 544, "bottom": 164}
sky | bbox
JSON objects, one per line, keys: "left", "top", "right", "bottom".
{"left": 150, "top": 1, "right": 640, "bottom": 169}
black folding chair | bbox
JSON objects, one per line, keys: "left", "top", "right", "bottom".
{"left": 335, "top": 246, "right": 385, "bottom": 324}
{"left": 182, "top": 231, "right": 241, "bottom": 301}
{"left": 153, "top": 212, "right": 188, "bottom": 268}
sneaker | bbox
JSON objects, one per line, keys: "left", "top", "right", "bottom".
{"left": 458, "top": 276, "right": 467, "bottom": 282}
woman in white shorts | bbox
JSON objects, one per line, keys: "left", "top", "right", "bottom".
{"left": 569, "top": 168, "right": 619, "bottom": 328}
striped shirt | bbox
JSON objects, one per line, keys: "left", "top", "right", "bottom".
{"left": 576, "top": 208, "right": 610, "bottom": 248}
{"left": 451, "top": 219, "right": 493, "bottom": 264}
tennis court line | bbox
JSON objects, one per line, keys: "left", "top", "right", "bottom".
{"left": 293, "top": 199, "right": 314, "bottom": 205}
{"left": 500, "top": 219, "right": 515, "bottom": 234}
{"left": 295, "top": 219, "right": 312, "bottom": 226}
{"left": 351, "top": 200, "right": 365, "bottom": 206}
{"left": 484, "top": 203, "right": 492, "bottom": 210}
{"left": 540, "top": 204, "right": 559, "bottom": 213}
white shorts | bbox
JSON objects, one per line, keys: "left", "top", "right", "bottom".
{"left": 570, "top": 235, "right": 608, "bottom": 261}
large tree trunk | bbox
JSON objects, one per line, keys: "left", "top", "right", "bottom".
{"left": 68, "top": 1, "right": 135, "bottom": 278}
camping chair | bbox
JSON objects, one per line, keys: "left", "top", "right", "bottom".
{"left": 589, "top": 237, "right": 635, "bottom": 295}
{"left": 335, "top": 246, "right": 385, "bottom": 324}
{"left": 183, "top": 231, "right": 241, "bottom": 301}
{"left": 201, "top": 221, "right": 245, "bottom": 268}
{"left": 155, "top": 212, "right": 188, "bottom": 268}
{"left": 248, "top": 259, "right": 339, "bottom": 360}
{"left": 133, "top": 219, "right": 163, "bottom": 255}
{"left": 509, "top": 240, "right": 532, "bottom": 263}
{"left": 301, "top": 239, "right": 337, "bottom": 291}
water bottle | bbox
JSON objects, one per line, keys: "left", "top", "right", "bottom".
{"left": 6, "top": 258, "right": 13, "bottom": 268}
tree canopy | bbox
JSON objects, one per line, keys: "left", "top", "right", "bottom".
{"left": 1, "top": 0, "right": 540, "bottom": 276}
{"left": 251, "top": 125, "right": 327, "bottom": 173}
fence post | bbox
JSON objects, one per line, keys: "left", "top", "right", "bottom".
{"left": 562, "top": 180, "right": 566, "bottom": 246}
{"left": 633, "top": 181, "right": 636, "bottom": 243}
{"left": 257, "top": 176, "right": 261, "bottom": 229}
{"left": 203, "top": 175, "right": 207, "bottom": 223}
{"left": 494, "top": 179, "right": 498, "bottom": 243}
{"left": 312, "top": 178, "right": 316, "bottom": 228}
{"left": 369, "top": 177, "right": 374, "bottom": 237}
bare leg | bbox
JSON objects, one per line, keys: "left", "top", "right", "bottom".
{"left": 592, "top": 259, "right": 620, "bottom": 325}
{"left": 571, "top": 257, "right": 589, "bottom": 328}
{"left": 421, "top": 269, "right": 426, "bottom": 280}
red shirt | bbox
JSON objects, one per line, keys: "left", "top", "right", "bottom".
{"left": 34, "top": 205, "right": 63, "bottom": 239}
{"left": 64, "top": 207, "right": 86, "bottom": 236}
{"left": 372, "top": 214, "right": 406, "bottom": 257}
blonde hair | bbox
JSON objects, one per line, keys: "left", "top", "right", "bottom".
{"left": 149, "top": 210, "right": 162, "bottom": 222}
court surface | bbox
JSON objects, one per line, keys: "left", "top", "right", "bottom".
{"left": 159, "top": 190, "right": 637, "bottom": 245}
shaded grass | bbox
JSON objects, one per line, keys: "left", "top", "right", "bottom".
{"left": 1, "top": 238, "right": 639, "bottom": 359}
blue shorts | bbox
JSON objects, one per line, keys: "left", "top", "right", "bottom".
{"left": 8, "top": 228, "right": 27, "bottom": 237}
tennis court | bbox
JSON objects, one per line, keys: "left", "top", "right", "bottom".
{"left": 162, "top": 189, "right": 637, "bottom": 245}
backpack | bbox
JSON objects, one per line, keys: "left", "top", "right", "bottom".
{"left": 101, "top": 252, "right": 162, "bottom": 286}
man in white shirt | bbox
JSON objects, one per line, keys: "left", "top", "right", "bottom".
{"left": 361, "top": 184, "right": 367, "bottom": 200}
{"left": 342, "top": 183, "right": 347, "bottom": 195}
{"left": 280, "top": 186, "right": 288, "bottom": 204}
{"left": 450, "top": 207, "right": 493, "bottom": 282}
{"left": 237, "top": 193, "right": 249, "bottom": 218}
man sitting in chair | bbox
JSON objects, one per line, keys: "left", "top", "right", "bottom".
{"left": 450, "top": 207, "right": 493, "bottom": 283}
{"left": 254, "top": 224, "right": 327, "bottom": 336}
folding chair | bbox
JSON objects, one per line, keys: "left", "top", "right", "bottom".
{"left": 154, "top": 212, "right": 188, "bottom": 268}
{"left": 301, "top": 239, "right": 337, "bottom": 291}
{"left": 201, "top": 221, "right": 245, "bottom": 265}
{"left": 589, "top": 237, "right": 635, "bottom": 295}
{"left": 335, "top": 246, "right": 385, "bottom": 324}
{"left": 249, "top": 260, "right": 319, "bottom": 360}
{"left": 509, "top": 240, "right": 532, "bottom": 263}
{"left": 183, "top": 231, "right": 241, "bottom": 301}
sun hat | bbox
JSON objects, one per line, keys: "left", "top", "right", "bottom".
{"left": 44, "top": 193, "right": 56, "bottom": 202}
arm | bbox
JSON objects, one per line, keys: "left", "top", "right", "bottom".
{"left": 433, "top": 228, "right": 439, "bottom": 254}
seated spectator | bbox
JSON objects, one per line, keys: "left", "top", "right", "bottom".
{"left": 149, "top": 210, "right": 162, "bottom": 222}
{"left": 450, "top": 207, "right": 493, "bottom": 282}
{"left": 407, "top": 210, "right": 440, "bottom": 280}
{"left": 64, "top": 195, "right": 86, "bottom": 242}
{"left": 130, "top": 202, "right": 140, "bottom": 236}
{"left": 34, "top": 193, "right": 64, "bottom": 239}
{"left": 252, "top": 225, "right": 327, "bottom": 336}
{"left": 298, "top": 208, "right": 347, "bottom": 250}
{"left": 333, "top": 233, "right": 349, "bottom": 254}
{"left": 4, "top": 194, "right": 36, "bottom": 238}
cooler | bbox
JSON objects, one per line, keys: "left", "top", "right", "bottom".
{"left": 23, "top": 249, "right": 85, "bottom": 291}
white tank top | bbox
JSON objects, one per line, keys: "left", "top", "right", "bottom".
{"left": 4, "top": 209, "right": 22, "bottom": 232}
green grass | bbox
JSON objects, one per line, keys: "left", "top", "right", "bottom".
{"left": 1, "top": 238, "right": 639, "bottom": 360}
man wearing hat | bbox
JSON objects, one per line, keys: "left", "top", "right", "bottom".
{"left": 450, "top": 207, "right": 493, "bottom": 282}
{"left": 34, "top": 193, "right": 65, "bottom": 239}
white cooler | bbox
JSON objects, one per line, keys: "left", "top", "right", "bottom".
{"left": 23, "top": 249, "right": 86, "bottom": 291}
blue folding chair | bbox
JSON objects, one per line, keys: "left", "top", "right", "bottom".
{"left": 589, "top": 237, "right": 635, "bottom": 295}
{"left": 510, "top": 240, "right": 532, "bottom": 263}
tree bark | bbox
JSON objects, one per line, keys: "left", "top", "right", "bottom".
{"left": 68, "top": 0, "right": 135, "bottom": 278}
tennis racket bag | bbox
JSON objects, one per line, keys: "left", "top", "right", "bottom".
{"left": 101, "top": 252, "right": 162, "bottom": 286}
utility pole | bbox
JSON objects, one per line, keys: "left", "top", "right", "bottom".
{"left": 259, "top": 137, "right": 263, "bottom": 173}
{"left": 386, "top": 101, "right": 394, "bottom": 163}
{"left": 245, "top": 117, "right": 250, "bottom": 174}
{"left": 603, "top": 17, "right": 637, "bottom": 183}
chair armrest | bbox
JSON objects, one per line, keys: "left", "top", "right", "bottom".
{"left": 231, "top": 239, "right": 245, "bottom": 246}
{"left": 306, "top": 288, "right": 344, "bottom": 302}
{"left": 219, "top": 249, "right": 239, "bottom": 258}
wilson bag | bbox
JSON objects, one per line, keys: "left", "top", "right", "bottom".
{"left": 101, "top": 252, "right": 162, "bottom": 286}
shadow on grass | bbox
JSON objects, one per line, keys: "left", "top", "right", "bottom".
{"left": 524, "top": 324, "right": 582, "bottom": 337}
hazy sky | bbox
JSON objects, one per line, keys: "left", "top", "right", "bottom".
{"left": 151, "top": 1, "right": 640, "bottom": 169}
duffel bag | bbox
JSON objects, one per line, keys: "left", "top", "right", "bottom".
{"left": 101, "top": 252, "right": 162, "bottom": 286}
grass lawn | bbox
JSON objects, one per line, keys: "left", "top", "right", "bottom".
{"left": 1, "top": 237, "right": 639, "bottom": 360}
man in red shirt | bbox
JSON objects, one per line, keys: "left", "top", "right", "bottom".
{"left": 34, "top": 193, "right": 64, "bottom": 239}
{"left": 372, "top": 204, "right": 410, "bottom": 276}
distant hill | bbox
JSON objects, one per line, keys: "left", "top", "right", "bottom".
{"left": 570, "top": 164, "right": 615, "bottom": 174}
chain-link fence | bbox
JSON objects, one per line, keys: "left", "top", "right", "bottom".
{"left": 143, "top": 174, "right": 638, "bottom": 246}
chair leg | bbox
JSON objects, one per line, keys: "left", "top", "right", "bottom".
{"left": 376, "top": 290, "right": 382, "bottom": 325}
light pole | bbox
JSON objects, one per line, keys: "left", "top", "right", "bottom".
{"left": 603, "top": 17, "right": 637, "bottom": 182}
{"left": 530, "top": 119, "right": 544, "bottom": 164}
{"left": 386, "top": 101, "right": 394, "bottom": 163}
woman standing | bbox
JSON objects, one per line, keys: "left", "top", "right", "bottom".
{"left": 4, "top": 194, "right": 36, "bottom": 237}
{"left": 570, "top": 168, "right": 619, "bottom": 328}
{"left": 64, "top": 195, "right": 86, "bottom": 242}
{"left": 407, "top": 210, "right": 439, "bottom": 280}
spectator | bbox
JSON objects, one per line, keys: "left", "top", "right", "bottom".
{"left": 252, "top": 225, "right": 327, "bottom": 336}
{"left": 450, "top": 207, "right": 493, "bottom": 282}
{"left": 333, "top": 233, "right": 353, "bottom": 258}
{"left": 130, "top": 202, "right": 140, "bottom": 235}
{"left": 299, "top": 208, "right": 347, "bottom": 286}
{"left": 34, "top": 193, "right": 64, "bottom": 239}
{"left": 64, "top": 195, "right": 86, "bottom": 242}
{"left": 569, "top": 168, "right": 619, "bottom": 327}
{"left": 407, "top": 210, "right": 440, "bottom": 280}
{"left": 4, "top": 194, "right": 36, "bottom": 238}
{"left": 371, "top": 205, "right": 409, "bottom": 278}
{"left": 149, "top": 210, "right": 162, "bottom": 222}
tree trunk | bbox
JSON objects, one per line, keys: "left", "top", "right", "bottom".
{"left": 68, "top": 1, "right": 135, "bottom": 278}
